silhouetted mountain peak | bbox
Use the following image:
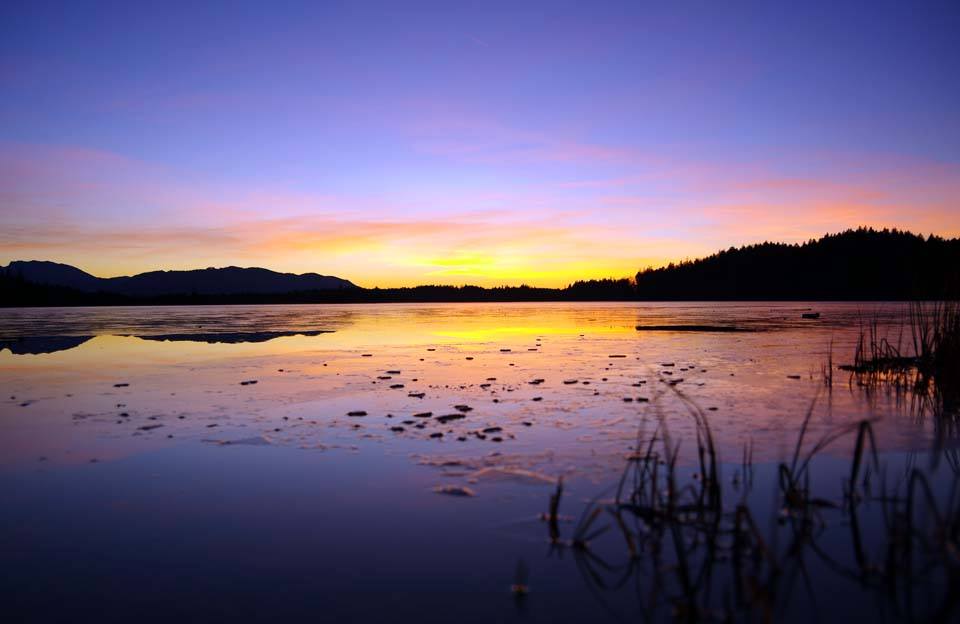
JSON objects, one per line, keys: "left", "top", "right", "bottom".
{"left": 3, "top": 260, "right": 102, "bottom": 291}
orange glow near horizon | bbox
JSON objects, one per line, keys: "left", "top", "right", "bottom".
{"left": 2, "top": 142, "right": 959, "bottom": 288}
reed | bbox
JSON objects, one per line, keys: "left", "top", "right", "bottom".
{"left": 842, "top": 302, "right": 959, "bottom": 396}
{"left": 543, "top": 391, "right": 958, "bottom": 622}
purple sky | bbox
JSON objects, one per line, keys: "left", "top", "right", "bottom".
{"left": 1, "top": 1, "right": 958, "bottom": 286}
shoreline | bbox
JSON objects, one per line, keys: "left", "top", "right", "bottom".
{"left": 2, "top": 296, "right": 953, "bottom": 309}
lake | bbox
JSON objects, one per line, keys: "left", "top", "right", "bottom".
{"left": 1, "top": 302, "right": 955, "bottom": 622}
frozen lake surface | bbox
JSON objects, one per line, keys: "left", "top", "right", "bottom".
{"left": 1, "top": 302, "right": 954, "bottom": 622}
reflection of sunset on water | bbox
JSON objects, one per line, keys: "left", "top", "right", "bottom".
{"left": 0, "top": 303, "right": 934, "bottom": 473}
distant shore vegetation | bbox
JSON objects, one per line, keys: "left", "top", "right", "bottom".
{"left": 2, "top": 228, "right": 957, "bottom": 306}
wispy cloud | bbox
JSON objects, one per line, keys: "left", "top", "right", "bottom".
{"left": 1, "top": 138, "right": 957, "bottom": 287}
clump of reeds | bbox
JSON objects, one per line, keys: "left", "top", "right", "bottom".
{"left": 911, "top": 301, "right": 960, "bottom": 402}
{"left": 841, "top": 302, "right": 959, "bottom": 417}
{"left": 543, "top": 390, "right": 959, "bottom": 623}
{"left": 841, "top": 311, "right": 912, "bottom": 376}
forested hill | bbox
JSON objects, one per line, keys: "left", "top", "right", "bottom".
{"left": 634, "top": 228, "right": 960, "bottom": 300}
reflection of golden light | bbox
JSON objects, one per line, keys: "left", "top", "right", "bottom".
{"left": 0, "top": 305, "right": 641, "bottom": 371}
{"left": 436, "top": 324, "right": 622, "bottom": 341}
{"left": 3, "top": 303, "right": 921, "bottom": 473}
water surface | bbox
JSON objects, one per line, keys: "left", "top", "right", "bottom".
{"left": 1, "top": 303, "right": 952, "bottom": 622}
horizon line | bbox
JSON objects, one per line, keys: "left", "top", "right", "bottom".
{"left": 3, "top": 225, "right": 955, "bottom": 290}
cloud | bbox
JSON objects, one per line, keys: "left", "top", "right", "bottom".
{"left": 1, "top": 138, "right": 957, "bottom": 287}
{"left": 0, "top": 210, "right": 653, "bottom": 287}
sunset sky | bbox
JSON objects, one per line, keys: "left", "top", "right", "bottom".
{"left": 1, "top": 1, "right": 958, "bottom": 287}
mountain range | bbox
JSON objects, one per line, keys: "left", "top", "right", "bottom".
{"left": 0, "top": 261, "right": 356, "bottom": 296}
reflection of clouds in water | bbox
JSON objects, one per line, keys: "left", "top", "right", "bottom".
{"left": 0, "top": 301, "right": 938, "bottom": 475}
{"left": 1, "top": 304, "right": 953, "bottom": 623}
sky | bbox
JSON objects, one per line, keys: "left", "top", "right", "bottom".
{"left": 1, "top": 1, "right": 958, "bottom": 287}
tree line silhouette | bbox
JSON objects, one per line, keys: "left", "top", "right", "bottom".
{"left": 634, "top": 227, "right": 959, "bottom": 300}
{"left": 2, "top": 228, "right": 957, "bottom": 306}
